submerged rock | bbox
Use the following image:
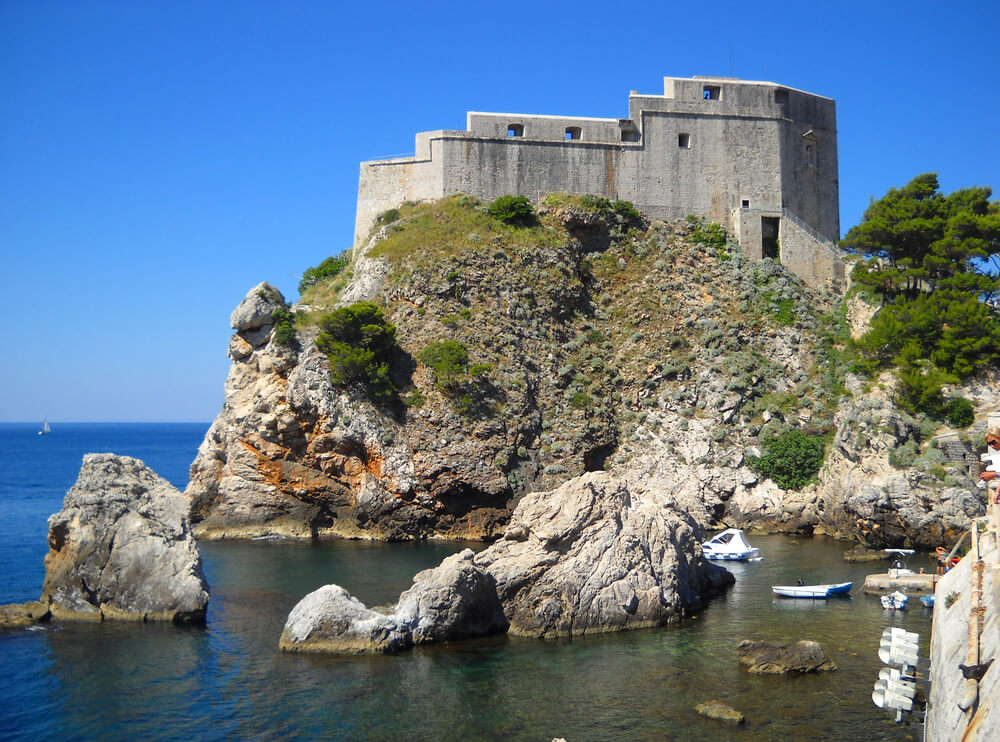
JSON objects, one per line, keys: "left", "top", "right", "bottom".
{"left": 695, "top": 700, "right": 745, "bottom": 724}
{"left": 279, "top": 548, "right": 506, "bottom": 653}
{"left": 737, "top": 639, "right": 836, "bottom": 673}
{"left": 473, "top": 471, "right": 733, "bottom": 638}
{"left": 843, "top": 544, "right": 887, "bottom": 563}
{"left": 40, "top": 454, "right": 209, "bottom": 623}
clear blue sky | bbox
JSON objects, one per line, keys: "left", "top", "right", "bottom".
{"left": 1, "top": 0, "right": 997, "bottom": 422}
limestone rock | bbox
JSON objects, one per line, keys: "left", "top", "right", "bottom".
{"left": 394, "top": 549, "right": 508, "bottom": 644}
{"left": 737, "top": 639, "right": 836, "bottom": 673}
{"left": 473, "top": 472, "right": 733, "bottom": 638}
{"left": 279, "top": 548, "right": 506, "bottom": 654}
{"left": 843, "top": 544, "right": 887, "bottom": 563}
{"left": 695, "top": 700, "right": 745, "bottom": 724}
{"left": 230, "top": 281, "right": 283, "bottom": 333}
{"left": 0, "top": 601, "right": 51, "bottom": 630}
{"left": 41, "top": 454, "right": 209, "bottom": 623}
{"left": 187, "top": 281, "right": 510, "bottom": 543}
{"left": 279, "top": 584, "right": 410, "bottom": 654}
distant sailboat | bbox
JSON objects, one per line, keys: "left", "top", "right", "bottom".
{"left": 38, "top": 419, "right": 51, "bottom": 435}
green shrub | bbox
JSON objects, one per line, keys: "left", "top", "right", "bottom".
{"left": 685, "top": 215, "right": 728, "bottom": 249}
{"left": 375, "top": 207, "right": 401, "bottom": 226}
{"left": 747, "top": 429, "right": 825, "bottom": 490}
{"left": 272, "top": 307, "right": 296, "bottom": 347}
{"left": 419, "top": 339, "right": 469, "bottom": 389}
{"left": 488, "top": 195, "right": 535, "bottom": 227}
{"left": 613, "top": 200, "right": 642, "bottom": 224}
{"left": 315, "top": 302, "right": 398, "bottom": 403}
{"left": 403, "top": 388, "right": 426, "bottom": 409}
{"left": 945, "top": 396, "right": 975, "bottom": 428}
{"left": 299, "top": 255, "right": 348, "bottom": 294}
{"left": 888, "top": 439, "right": 918, "bottom": 469}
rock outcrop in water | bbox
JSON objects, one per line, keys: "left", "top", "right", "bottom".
{"left": 279, "top": 548, "right": 506, "bottom": 653}
{"left": 280, "top": 470, "right": 729, "bottom": 648}
{"left": 473, "top": 471, "right": 733, "bottom": 637}
{"left": 40, "top": 454, "right": 209, "bottom": 623}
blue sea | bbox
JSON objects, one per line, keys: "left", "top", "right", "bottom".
{"left": 0, "top": 423, "right": 931, "bottom": 740}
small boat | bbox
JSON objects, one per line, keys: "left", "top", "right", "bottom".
{"left": 920, "top": 595, "right": 935, "bottom": 608}
{"left": 884, "top": 549, "right": 916, "bottom": 576}
{"left": 701, "top": 528, "right": 761, "bottom": 561}
{"left": 772, "top": 581, "right": 853, "bottom": 599}
{"left": 38, "top": 419, "right": 51, "bottom": 436}
{"left": 881, "top": 591, "right": 909, "bottom": 610}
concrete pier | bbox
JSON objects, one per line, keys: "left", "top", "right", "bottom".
{"left": 863, "top": 569, "right": 939, "bottom": 595}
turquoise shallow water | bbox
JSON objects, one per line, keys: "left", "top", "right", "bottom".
{"left": 0, "top": 424, "right": 933, "bottom": 740}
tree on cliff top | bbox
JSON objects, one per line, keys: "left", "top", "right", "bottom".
{"left": 843, "top": 173, "right": 1000, "bottom": 302}
{"left": 842, "top": 173, "right": 1000, "bottom": 414}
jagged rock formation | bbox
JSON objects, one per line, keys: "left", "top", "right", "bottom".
{"left": 186, "top": 196, "right": 994, "bottom": 548}
{"left": 473, "top": 471, "right": 733, "bottom": 637}
{"left": 737, "top": 639, "right": 837, "bottom": 673}
{"left": 41, "top": 454, "right": 209, "bottom": 623}
{"left": 279, "top": 548, "right": 506, "bottom": 653}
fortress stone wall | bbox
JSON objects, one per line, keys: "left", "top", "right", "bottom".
{"left": 355, "top": 76, "right": 846, "bottom": 289}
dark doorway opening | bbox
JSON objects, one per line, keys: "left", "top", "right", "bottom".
{"left": 584, "top": 445, "right": 615, "bottom": 472}
{"left": 762, "top": 217, "right": 780, "bottom": 259}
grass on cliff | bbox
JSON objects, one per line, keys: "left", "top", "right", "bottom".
{"left": 368, "top": 195, "right": 564, "bottom": 266}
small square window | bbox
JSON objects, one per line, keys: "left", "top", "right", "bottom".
{"left": 507, "top": 124, "right": 523, "bottom": 137}
{"left": 703, "top": 85, "right": 720, "bottom": 100}
{"left": 565, "top": 126, "right": 581, "bottom": 140}
{"left": 678, "top": 133, "right": 690, "bottom": 148}
{"left": 742, "top": 199, "right": 750, "bottom": 208}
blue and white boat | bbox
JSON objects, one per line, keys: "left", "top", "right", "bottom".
{"left": 701, "top": 529, "right": 761, "bottom": 561}
{"left": 881, "top": 591, "right": 909, "bottom": 610}
{"left": 772, "top": 581, "right": 853, "bottom": 599}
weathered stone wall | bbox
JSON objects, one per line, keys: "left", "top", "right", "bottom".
{"left": 354, "top": 75, "right": 842, "bottom": 288}
{"left": 926, "top": 524, "right": 999, "bottom": 741}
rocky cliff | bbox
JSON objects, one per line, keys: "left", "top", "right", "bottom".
{"left": 186, "top": 195, "right": 993, "bottom": 548}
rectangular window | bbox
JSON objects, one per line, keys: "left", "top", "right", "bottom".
{"left": 678, "top": 133, "right": 690, "bottom": 148}
{"left": 507, "top": 124, "right": 523, "bottom": 137}
{"left": 703, "top": 85, "right": 720, "bottom": 100}
{"left": 742, "top": 199, "right": 750, "bottom": 208}
{"left": 565, "top": 126, "right": 581, "bottom": 140}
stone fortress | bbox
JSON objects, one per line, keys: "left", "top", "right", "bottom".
{"left": 355, "top": 75, "right": 846, "bottom": 289}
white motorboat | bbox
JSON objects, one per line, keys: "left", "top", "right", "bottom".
{"left": 881, "top": 591, "right": 909, "bottom": 610}
{"left": 772, "top": 581, "right": 853, "bottom": 599}
{"left": 884, "top": 549, "right": 916, "bottom": 577}
{"left": 701, "top": 529, "right": 761, "bottom": 561}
